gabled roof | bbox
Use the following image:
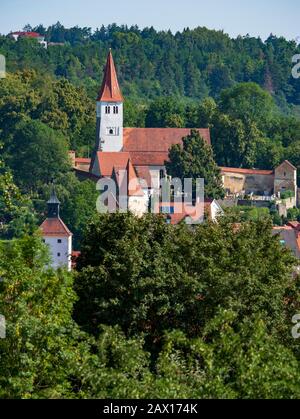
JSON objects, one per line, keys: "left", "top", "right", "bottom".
{"left": 97, "top": 50, "right": 124, "bottom": 102}
{"left": 122, "top": 128, "right": 211, "bottom": 167}
{"left": 135, "top": 166, "right": 153, "bottom": 186}
{"left": 111, "top": 159, "right": 144, "bottom": 197}
{"left": 96, "top": 152, "right": 131, "bottom": 177}
{"left": 95, "top": 152, "right": 144, "bottom": 197}
{"left": 126, "top": 159, "right": 144, "bottom": 197}
{"left": 275, "top": 160, "right": 297, "bottom": 171}
{"left": 123, "top": 128, "right": 211, "bottom": 152}
{"left": 126, "top": 152, "right": 171, "bottom": 167}
{"left": 158, "top": 200, "right": 215, "bottom": 225}
{"left": 40, "top": 217, "right": 72, "bottom": 237}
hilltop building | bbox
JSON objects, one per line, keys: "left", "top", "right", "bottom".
{"left": 9, "top": 31, "right": 47, "bottom": 48}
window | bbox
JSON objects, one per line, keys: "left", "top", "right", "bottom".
{"left": 161, "top": 206, "right": 175, "bottom": 214}
{"left": 105, "top": 106, "right": 110, "bottom": 114}
{"left": 42, "top": 239, "right": 46, "bottom": 243}
{"left": 160, "top": 169, "right": 165, "bottom": 179}
{"left": 57, "top": 239, "right": 62, "bottom": 244}
{"left": 106, "top": 127, "right": 119, "bottom": 136}
{"left": 57, "top": 253, "right": 61, "bottom": 257}
{"left": 113, "top": 106, "right": 118, "bottom": 114}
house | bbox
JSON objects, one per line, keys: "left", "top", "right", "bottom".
{"left": 221, "top": 161, "right": 297, "bottom": 208}
{"left": 40, "top": 185, "right": 72, "bottom": 271}
{"left": 157, "top": 199, "right": 224, "bottom": 225}
{"left": 9, "top": 31, "right": 47, "bottom": 48}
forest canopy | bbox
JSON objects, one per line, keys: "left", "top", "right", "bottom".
{"left": 0, "top": 23, "right": 300, "bottom": 106}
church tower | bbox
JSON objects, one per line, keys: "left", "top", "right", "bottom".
{"left": 95, "top": 49, "right": 124, "bottom": 153}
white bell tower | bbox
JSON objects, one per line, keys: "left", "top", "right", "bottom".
{"left": 95, "top": 50, "right": 124, "bottom": 152}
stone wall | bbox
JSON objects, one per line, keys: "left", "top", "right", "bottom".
{"left": 222, "top": 171, "right": 274, "bottom": 196}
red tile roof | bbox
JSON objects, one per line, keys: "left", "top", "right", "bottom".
{"left": 123, "top": 128, "right": 211, "bottom": 152}
{"left": 95, "top": 152, "right": 144, "bottom": 197}
{"left": 71, "top": 251, "right": 81, "bottom": 269}
{"left": 122, "top": 128, "right": 210, "bottom": 167}
{"left": 72, "top": 251, "right": 81, "bottom": 258}
{"left": 11, "top": 31, "right": 42, "bottom": 38}
{"left": 126, "top": 159, "right": 144, "bottom": 197}
{"left": 158, "top": 200, "right": 211, "bottom": 224}
{"left": 97, "top": 50, "right": 124, "bottom": 102}
{"left": 96, "top": 152, "right": 131, "bottom": 177}
{"left": 135, "top": 166, "right": 153, "bottom": 186}
{"left": 220, "top": 167, "right": 274, "bottom": 176}
{"left": 75, "top": 158, "right": 91, "bottom": 164}
{"left": 40, "top": 217, "right": 72, "bottom": 237}
{"left": 128, "top": 152, "right": 169, "bottom": 166}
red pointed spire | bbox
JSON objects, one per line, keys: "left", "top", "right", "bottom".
{"left": 97, "top": 49, "right": 124, "bottom": 102}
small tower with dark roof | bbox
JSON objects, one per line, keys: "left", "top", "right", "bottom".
{"left": 40, "top": 183, "right": 73, "bottom": 271}
{"left": 47, "top": 183, "right": 61, "bottom": 218}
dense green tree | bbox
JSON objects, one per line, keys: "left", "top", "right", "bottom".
{"left": 60, "top": 178, "right": 99, "bottom": 249}
{"left": 0, "top": 149, "right": 37, "bottom": 239}
{"left": 0, "top": 70, "right": 94, "bottom": 151}
{"left": 0, "top": 215, "right": 299, "bottom": 399}
{"left": 166, "top": 130, "right": 225, "bottom": 199}
{"left": 145, "top": 97, "right": 186, "bottom": 128}
{"left": 153, "top": 313, "right": 300, "bottom": 399}
{"left": 0, "top": 235, "right": 87, "bottom": 398}
{"left": 1, "top": 24, "right": 300, "bottom": 105}
{"left": 8, "top": 120, "right": 70, "bottom": 192}
{"left": 74, "top": 213, "right": 298, "bottom": 348}
{"left": 219, "top": 83, "right": 276, "bottom": 129}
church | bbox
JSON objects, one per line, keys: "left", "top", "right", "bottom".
{"left": 71, "top": 49, "right": 297, "bottom": 216}
{"left": 70, "top": 49, "right": 214, "bottom": 217}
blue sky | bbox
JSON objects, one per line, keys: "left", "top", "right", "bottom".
{"left": 1, "top": 0, "right": 299, "bottom": 41}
